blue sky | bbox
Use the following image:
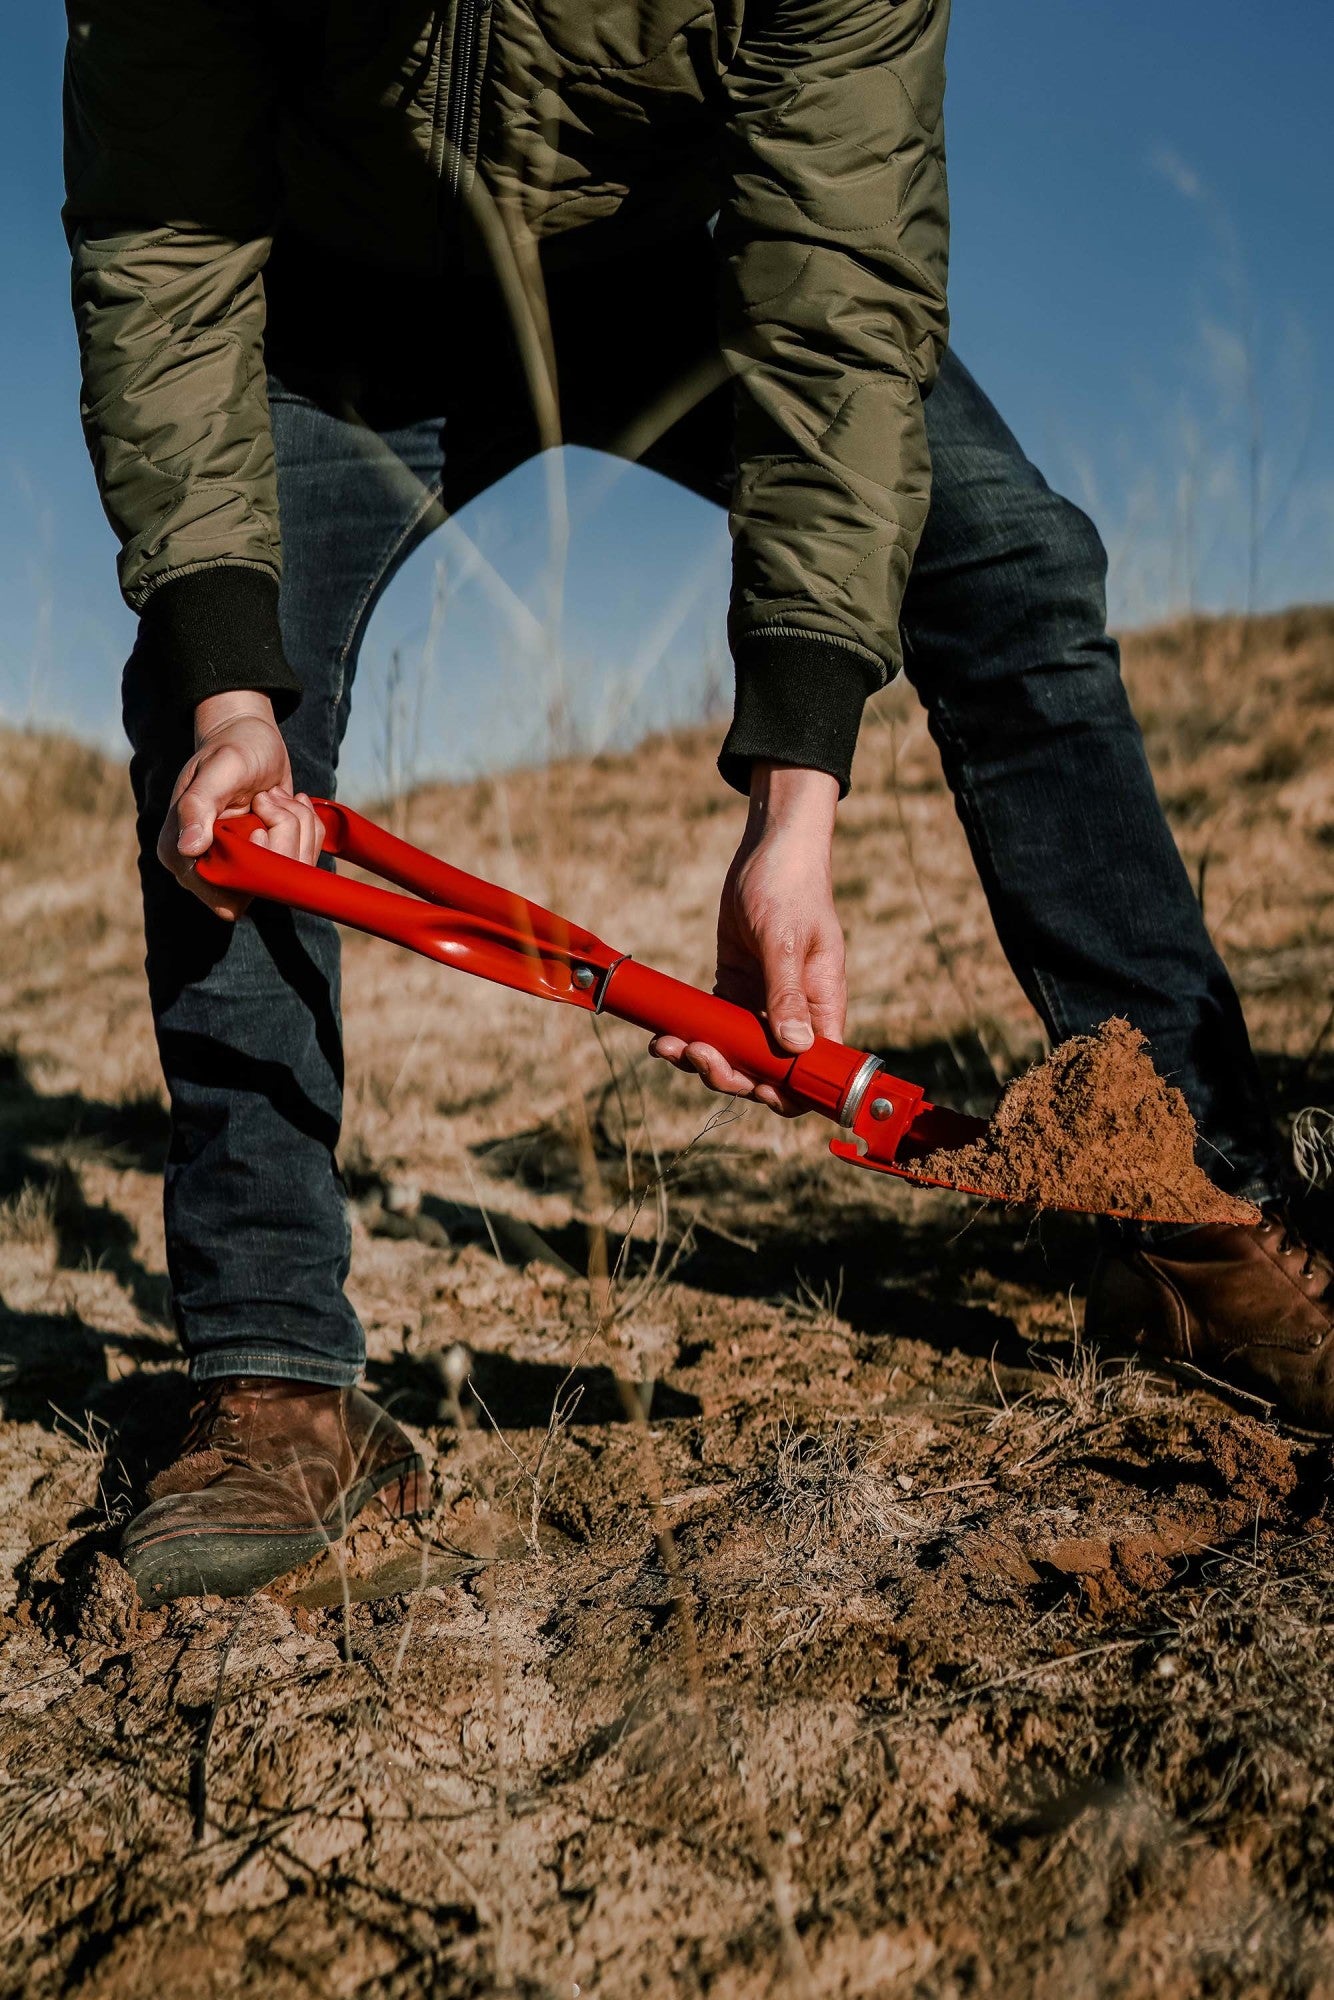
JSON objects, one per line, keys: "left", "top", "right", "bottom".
{"left": 3, "top": 4, "right": 1331, "bottom": 792}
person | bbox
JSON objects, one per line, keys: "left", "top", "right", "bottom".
{"left": 62, "top": 0, "right": 1332, "bottom": 1603}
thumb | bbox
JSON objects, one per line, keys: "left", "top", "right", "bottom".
{"left": 761, "top": 936, "right": 814, "bottom": 1053}
{"left": 175, "top": 778, "right": 221, "bottom": 857}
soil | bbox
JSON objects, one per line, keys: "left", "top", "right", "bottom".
{"left": 918, "top": 1017, "right": 1262, "bottom": 1224}
{"left": 1, "top": 609, "right": 1332, "bottom": 1999}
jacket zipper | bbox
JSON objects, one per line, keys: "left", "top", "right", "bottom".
{"left": 443, "top": 0, "right": 489, "bottom": 202}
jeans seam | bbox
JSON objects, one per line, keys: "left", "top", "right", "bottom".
{"left": 332, "top": 477, "right": 446, "bottom": 709}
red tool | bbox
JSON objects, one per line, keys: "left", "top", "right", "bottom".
{"left": 199, "top": 798, "right": 990, "bottom": 1194}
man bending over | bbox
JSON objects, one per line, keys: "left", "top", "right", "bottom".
{"left": 63, "top": 0, "right": 1332, "bottom": 1602}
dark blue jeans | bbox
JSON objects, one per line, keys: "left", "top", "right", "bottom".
{"left": 123, "top": 348, "right": 1279, "bottom": 1384}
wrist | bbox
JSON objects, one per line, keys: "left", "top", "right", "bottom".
{"left": 194, "top": 689, "right": 278, "bottom": 746}
{"left": 745, "top": 762, "right": 839, "bottom": 842}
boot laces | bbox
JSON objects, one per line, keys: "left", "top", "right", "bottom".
{"left": 1262, "top": 1207, "right": 1327, "bottom": 1285}
{"left": 179, "top": 1383, "right": 246, "bottom": 1458}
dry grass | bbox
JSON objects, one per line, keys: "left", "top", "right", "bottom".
{"left": 757, "top": 1416, "right": 925, "bottom": 1558}
{"left": 0, "top": 726, "right": 129, "bottom": 865}
{"left": 0, "top": 1177, "right": 60, "bottom": 1252}
{"left": 787, "top": 1267, "right": 847, "bottom": 1333}
{"left": 989, "top": 1334, "right": 1172, "bottom": 1477}
{"left": 0, "top": 606, "right": 1331, "bottom": 1999}
{"left": 1292, "top": 1105, "right": 1334, "bottom": 1187}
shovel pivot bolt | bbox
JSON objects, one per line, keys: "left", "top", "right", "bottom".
{"left": 572, "top": 966, "right": 597, "bottom": 990}
{"left": 870, "top": 1096, "right": 896, "bottom": 1122}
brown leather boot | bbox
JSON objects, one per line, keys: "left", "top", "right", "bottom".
{"left": 121, "top": 1378, "right": 428, "bottom": 1605}
{"left": 1086, "top": 1209, "right": 1334, "bottom": 1432}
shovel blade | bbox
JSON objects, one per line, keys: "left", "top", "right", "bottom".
{"left": 829, "top": 1099, "right": 1000, "bottom": 1199}
{"left": 829, "top": 1099, "right": 1207, "bottom": 1223}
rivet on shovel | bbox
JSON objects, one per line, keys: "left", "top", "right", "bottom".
{"left": 870, "top": 1097, "right": 896, "bottom": 1121}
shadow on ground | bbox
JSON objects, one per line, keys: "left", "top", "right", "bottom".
{"left": 0, "top": 1048, "right": 171, "bottom": 1325}
{"left": 368, "top": 1345, "right": 703, "bottom": 1432}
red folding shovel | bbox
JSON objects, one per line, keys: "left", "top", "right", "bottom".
{"left": 199, "top": 798, "right": 992, "bottom": 1197}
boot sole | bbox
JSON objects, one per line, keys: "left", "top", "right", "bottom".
{"left": 123, "top": 1455, "right": 429, "bottom": 1606}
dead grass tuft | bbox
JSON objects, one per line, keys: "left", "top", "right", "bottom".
{"left": 990, "top": 1327, "right": 1170, "bottom": 1473}
{"left": 1034, "top": 1335, "right": 1161, "bottom": 1429}
{"left": 1292, "top": 1106, "right": 1334, "bottom": 1188}
{"left": 757, "top": 1417, "right": 923, "bottom": 1558}
{"left": 787, "top": 1268, "right": 846, "bottom": 1333}
{"left": 0, "top": 1178, "right": 60, "bottom": 1252}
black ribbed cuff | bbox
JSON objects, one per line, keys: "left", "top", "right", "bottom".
{"left": 718, "top": 630, "right": 884, "bottom": 797}
{"left": 136, "top": 568, "right": 302, "bottom": 720}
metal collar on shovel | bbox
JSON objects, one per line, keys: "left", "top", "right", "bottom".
{"left": 199, "top": 798, "right": 990, "bottom": 1196}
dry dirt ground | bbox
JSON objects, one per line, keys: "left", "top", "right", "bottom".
{"left": 1, "top": 609, "right": 1332, "bottom": 1999}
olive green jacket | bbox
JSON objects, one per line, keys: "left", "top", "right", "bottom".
{"left": 63, "top": 0, "right": 949, "bottom": 789}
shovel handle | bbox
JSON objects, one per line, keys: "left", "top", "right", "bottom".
{"left": 202, "top": 801, "right": 621, "bottom": 1007}
{"left": 200, "top": 799, "right": 948, "bottom": 1158}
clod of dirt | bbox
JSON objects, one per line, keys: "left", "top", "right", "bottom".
{"left": 66, "top": 1551, "right": 140, "bottom": 1649}
{"left": 918, "top": 1018, "right": 1261, "bottom": 1223}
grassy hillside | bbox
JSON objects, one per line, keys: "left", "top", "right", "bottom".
{"left": 1, "top": 607, "right": 1332, "bottom": 1998}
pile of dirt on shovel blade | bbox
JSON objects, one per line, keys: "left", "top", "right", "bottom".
{"left": 918, "top": 1017, "right": 1262, "bottom": 1223}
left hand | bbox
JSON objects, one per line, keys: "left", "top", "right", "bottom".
{"left": 649, "top": 763, "right": 847, "bottom": 1114}
{"left": 158, "top": 691, "right": 325, "bottom": 921}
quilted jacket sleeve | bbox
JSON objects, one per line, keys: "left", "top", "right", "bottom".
{"left": 717, "top": 0, "right": 950, "bottom": 792}
{"left": 63, "top": 0, "right": 300, "bottom": 713}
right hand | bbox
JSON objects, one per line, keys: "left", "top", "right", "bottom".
{"left": 649, "top": 762, "right": 845, "bottom": 1115}
{"left": 158, "top": 690, "right": 325, "bottom": 920}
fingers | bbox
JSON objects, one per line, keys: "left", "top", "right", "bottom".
{"left": 154, "top": 708, "right": 301, "bottom": 918}
{"left": 156, "top": 760, "right": 227, "bottom": 915}
{"left": 647, "top": 1035, "right": 805, "bottom": 1117}
{"left": 750, "top": 898, "right": 846, "bottom": 1059}
{"left": 753, "top": 1083, "right": 803, "bottom": 1117}
{"left": 251, "top": 788, "right": 322, "bottom": 867}
{"left": 653, "top": 939, "right": 823, "bottom": 1106}
{"left": 648, "top": 1036, "right": 757, "bottom": 1097}
{"left": 157, "top": 793, "right": 247, "bottom": 919}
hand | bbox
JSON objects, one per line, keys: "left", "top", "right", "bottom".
{"left": 157, "top": 690, "right": 325, "bottom": 920}
{"left": 650, "top": 763, "right": 846, "bottom": 1114}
